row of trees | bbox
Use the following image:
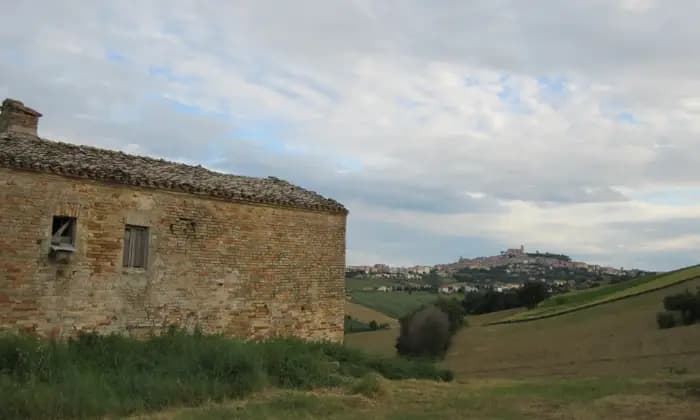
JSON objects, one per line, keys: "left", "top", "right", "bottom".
{"left": 461, "top": 281, "right": 550, "bottom": 314}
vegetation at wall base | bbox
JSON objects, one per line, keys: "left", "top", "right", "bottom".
{"left": 0, "top": 329, "right": 450, "bottom": 419}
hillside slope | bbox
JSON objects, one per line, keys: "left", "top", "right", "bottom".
{"left": 446, "top": 277, "right": 700, "bottom": 378}
{"left": 498, "top": 265, "right": 700, "bottom": 323}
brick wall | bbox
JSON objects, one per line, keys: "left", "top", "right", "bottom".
{"left": 0, "top": 167, "right": 346, "bottom": 342}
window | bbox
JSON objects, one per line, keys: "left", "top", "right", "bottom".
{"left": 51, "top": 216, "right": 76, "bottom": 252}
{"left": 123, "top": 225, "right": 149, "bottom": 268}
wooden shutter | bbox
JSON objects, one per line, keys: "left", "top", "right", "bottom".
{"left": 123, "top": 225, "right": 148, "bottom": 268}
{"left": 123, "top": 227, "right": 132, "bottom": 267}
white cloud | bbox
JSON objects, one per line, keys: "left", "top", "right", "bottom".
{"left": 2, "top": 0, "right": 700, "bottom": 270}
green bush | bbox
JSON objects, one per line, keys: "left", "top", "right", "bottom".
{"left": 396, "top": 298, "right": 467, "bottom": 359}
{"left": 663, "top": 290, "right": 700, "bottom": 325}
{"left": 369, "top": 320, "right": 379, "bottom": 330}
{"left": 396, "top": 306, "right": 451, "bottom": 358}
{"left": 664, "top": 291, "right": 696, "bottom": 311}
{"left": 657, "top": 311, "right": 677, "bottom": 329}
{"left": 0, "top": 330, "right": 450, "bottom": 419}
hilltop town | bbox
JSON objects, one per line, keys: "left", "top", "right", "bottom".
{"left": 346, "top": 246, "right": 650, "bottom": 294}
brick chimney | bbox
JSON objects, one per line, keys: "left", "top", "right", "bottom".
{"left": 0, "top": 98, "right": 42, "bottom": 136}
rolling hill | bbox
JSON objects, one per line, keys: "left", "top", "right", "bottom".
{"left": 497, "top": 264, "right": 700, "bottom": 323}
{"left": 346, "top": 266, "right": 700, "bottom": 380}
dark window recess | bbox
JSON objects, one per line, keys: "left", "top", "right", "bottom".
{"left": 51, "top": 216, "right": 76, "bottom": 252}
{"left": 123, "top": 225, "right": 149, "bottom": 268}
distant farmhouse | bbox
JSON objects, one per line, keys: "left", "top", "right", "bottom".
{"left": 0, "top": 99, "right": 347, "bottom": 342}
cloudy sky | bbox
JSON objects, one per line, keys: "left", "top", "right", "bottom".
{"left": 2, "top": 1, "right": 699, "bottom": 270}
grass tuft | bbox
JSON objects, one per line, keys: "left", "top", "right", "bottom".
{"left": 349, "top": 373, "right": 387, "bottom": 398}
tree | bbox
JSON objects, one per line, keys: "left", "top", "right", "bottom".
{"left": 517, "top": 281, "right": 550, "bottom": 309}
{"left": 396, "top": 306, "right": 450, "bottom": 357}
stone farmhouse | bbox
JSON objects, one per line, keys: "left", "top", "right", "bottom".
{"left": 0, "top": 99, "right": 347, "bottom": 342}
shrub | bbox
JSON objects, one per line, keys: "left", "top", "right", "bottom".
{"left": 396, "top": 306, "right": 450, "bottom": 358}
{"left": 663, "top": 290, "right": 700, "bottom": 325}
{"left": 369, "top": 320, "right": 378, "bottom": 330}
{"left": 664, "top": 291, "right": 696, "bottom": 311}
{"left": 657, "top": 311, "right": 677, "bottom": 329}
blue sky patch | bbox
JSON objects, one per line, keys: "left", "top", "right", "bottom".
{"left": 105, "top": 48, "right": 127, "bottom": 63}
{"left": 148, "top": 66, "right": 197, "bottom": 84}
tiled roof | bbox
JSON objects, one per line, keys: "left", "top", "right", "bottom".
{"left": 0, "top": 132, "right": 347, "bottom": 214}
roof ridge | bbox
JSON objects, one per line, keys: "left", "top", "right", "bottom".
{"left": 0, "top": 133, "right": 347, "bottom": 214}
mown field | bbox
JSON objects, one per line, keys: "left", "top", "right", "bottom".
{"left": 348, "top": 291, "right": 441, "bottom": 319}
{"left": 499, "top": 264, "right": 700, "bottom": 323}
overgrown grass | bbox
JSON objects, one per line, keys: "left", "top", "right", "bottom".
{"left": 499, "top": 265, "right": 700, "bottom": 323}
{"left": 0, "top": 329, "right": 450, "bottom": 419}
{"left": 349, "top": 291, "right": 440, "bottom": 319}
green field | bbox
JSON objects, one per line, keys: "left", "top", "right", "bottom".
{"left": 499, "top": 264, "right": 700, "bottom": 323}
{"left": 348, "top": 291, "right": 441, "bottom": 319}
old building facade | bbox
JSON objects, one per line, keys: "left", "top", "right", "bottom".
{"left": 0, "top": 99, "right": 347, "bottom": 342}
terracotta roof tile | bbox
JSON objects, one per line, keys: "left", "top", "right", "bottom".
{"left": 0, "top": 132, "right": 347, "bottom": 214}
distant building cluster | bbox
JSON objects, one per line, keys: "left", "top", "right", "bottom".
{"left": 435, "top": 245, "right": 627, "bottom": 275}
{"left": 346, "top": 245, "right": 644, "bottom": 294}
{"left": 346, "top": 264, "right": 432, "bottom": 279}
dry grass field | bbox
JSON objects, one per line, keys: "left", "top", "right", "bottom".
{"left": 445, "top": 276, "right": 700, "bottom": 379}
